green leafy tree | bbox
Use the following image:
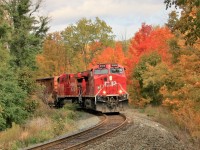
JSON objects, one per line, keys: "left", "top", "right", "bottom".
{"left": 0, "top": 2, "right": 11, "bottom": 49}
{"left": 2, "top": 0, "right": 49, "bottom": 69}
{"left": 0, "top": 46, "right": 28, "bottom": 130}
{"left": 140, "top": 57, "right": 189, "bottom": 106}
{"left": 61, "top": 17, "right": 115, "bottom": 70}
{"left": 132, "top": 52, "right": 181, "bottom": 105}
{"left": 0, "top": 69, "right": 28, "bottom": 130}
{"left": 134, "top": 52, "right": 162, "bottom": 88}
{"left": 131, "top": 52, "right": 162, "bottom": 105}
{"left": 1, "top": 0, "right": 49, "bottom": 94}
{"left": 141, "top": 63, "right": 173, "bottom": 105}
{"left": 164, "top": 0, "right": 200, "bottom": 45}
{"left": 0, "top": 0, "right": 49, "bottom": 130}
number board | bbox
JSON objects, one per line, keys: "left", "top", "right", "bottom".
{"left": 111, "top": 64, "right": 118, "bottom": 67}
{"left": 99, "top": 64, "right": 106, "bottom": 68}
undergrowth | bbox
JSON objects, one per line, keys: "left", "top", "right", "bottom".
{"left": 0, "top": 100, "right": 81, "bottom": 150}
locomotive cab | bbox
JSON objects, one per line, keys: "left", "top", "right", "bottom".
{"left": 81, "top": 64, "right": 129, "bottom": 112}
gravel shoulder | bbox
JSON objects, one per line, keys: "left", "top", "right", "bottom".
{"left": 82, "top": 109, "right": 194, "bottom": 150}
{"left": 24, "top": 109, "right": 195, "bottom": 150}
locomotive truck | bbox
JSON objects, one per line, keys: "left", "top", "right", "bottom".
{"left": 37, "top": 63, "right": 129, "bottom": 112}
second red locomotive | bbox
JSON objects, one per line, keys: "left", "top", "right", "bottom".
{"left": 38, "top": 63, "right": 129, "bottom": 112}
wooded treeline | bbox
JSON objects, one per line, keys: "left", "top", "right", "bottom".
{"left": 0, "top": 0, "right": 200, "bottom": 143}
{"left": 0, "top": 0, "right": 48, "bottom": 130}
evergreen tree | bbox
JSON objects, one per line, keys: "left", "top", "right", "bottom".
{"left": 0, "top": 0, "right": 49, "bottom": 130}
{"left": 2, "top": 0, "right": 49, "bottom": 69}
{"left": 0, "top": 43, "right": 29, "bottom": 130}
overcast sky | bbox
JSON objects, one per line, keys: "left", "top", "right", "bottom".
{"left": 39, "top": 0, "right": 171, "bottom": 40}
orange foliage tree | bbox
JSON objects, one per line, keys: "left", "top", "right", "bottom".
{"left": 36, "top": 32, "right": 67, "bottom": 77}
{"left": 125, "top": 23, "right": 173, "bottom": 79}
{"left": 89, "top": 42, "right": 125, "bottom": 67}
{"left": 161, "top": 53, "right": 200, "bottom": 138}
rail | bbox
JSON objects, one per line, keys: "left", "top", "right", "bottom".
{"left": 24, "top": 113, "right": 127, "bottom": 150}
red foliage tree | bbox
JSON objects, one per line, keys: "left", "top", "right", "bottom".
{"left": 125, "top": 23, "right": 173, "bottom": 79}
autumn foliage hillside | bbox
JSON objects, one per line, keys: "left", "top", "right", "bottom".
{"left": 125, "top": 24, "right": 200, "bottom": 143}
{"left": 36, "top": 22, "right": 200, "bottom": 144}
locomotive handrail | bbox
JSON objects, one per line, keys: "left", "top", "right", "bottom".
{"left": 78, "top": 89, "right": 86, "bottom": 96}
{"left": 116, "top": 83, "right": 129, "bottom": 97}
{"left": 78, "top": 89, "right": 86, "bottom": 103}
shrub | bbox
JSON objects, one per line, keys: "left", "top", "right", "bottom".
{"left": 0, "top": 66, "right": 28, "bottom": 130}
{"left": 17, "top": 67, "right": 37, "bottom": 95}
{"left": 131, "top": 52, "right": 165, "bottom": 106}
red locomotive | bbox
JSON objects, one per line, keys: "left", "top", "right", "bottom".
{"left": 37, "top": 63, "right": 129, "bottom": 112}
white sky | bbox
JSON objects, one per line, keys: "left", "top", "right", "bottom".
{"left": 38, "top": 0, "right": 172, "bottom": 40}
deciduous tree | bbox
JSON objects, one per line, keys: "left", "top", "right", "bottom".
{"left": 37, "top": 32, "right": 67, "bottom": 77}
{"left": 126, "top": 23, "right": 173, "bottom": 79}
{"left": 164, "top": 0, "right": 200, "bottom": 45}
{"left": 89, "top": 42, "right": 125, "bottom": 67}
{"left": 61, "top": 17, "right": 115, "bottom": 70}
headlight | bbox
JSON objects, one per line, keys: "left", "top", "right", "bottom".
{"left": 119, "top": 89, "right": 123, "bottom": 94}
{"left": 103, "top": 90, "right": 106, "bottom": 95}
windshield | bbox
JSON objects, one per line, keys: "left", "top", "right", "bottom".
{"left": 94, "top": 68, "right": 108, "bottom": 75}
{"left": 110, "top": 68, "right": 124, "bottom": 74}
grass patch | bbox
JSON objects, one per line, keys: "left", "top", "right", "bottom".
{"left": 0, "top": 102, "right": 82, "bottom": 150}
{"left": 0, "top": 123, "right": 22, "bottom": 150}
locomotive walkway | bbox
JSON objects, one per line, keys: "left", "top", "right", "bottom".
{"left": 25, "top": 113, "right": 127, "bottom": 150}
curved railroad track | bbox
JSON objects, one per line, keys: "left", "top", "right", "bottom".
{"left": 26, "top": 113, "right": 127, "bottom": 150}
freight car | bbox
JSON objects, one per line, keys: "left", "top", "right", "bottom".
{"left": 36, "top": 76, "right": 58, "bottom": 106}
{"left": 37, "top": 63, "right": 129, "bottom": 112}
{"left": 55, "top": 73, "right": 79, "bottom": 107}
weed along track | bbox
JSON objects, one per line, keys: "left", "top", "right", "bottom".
{"left": 26, "top": 113, "right": 127, "bottom": 150}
